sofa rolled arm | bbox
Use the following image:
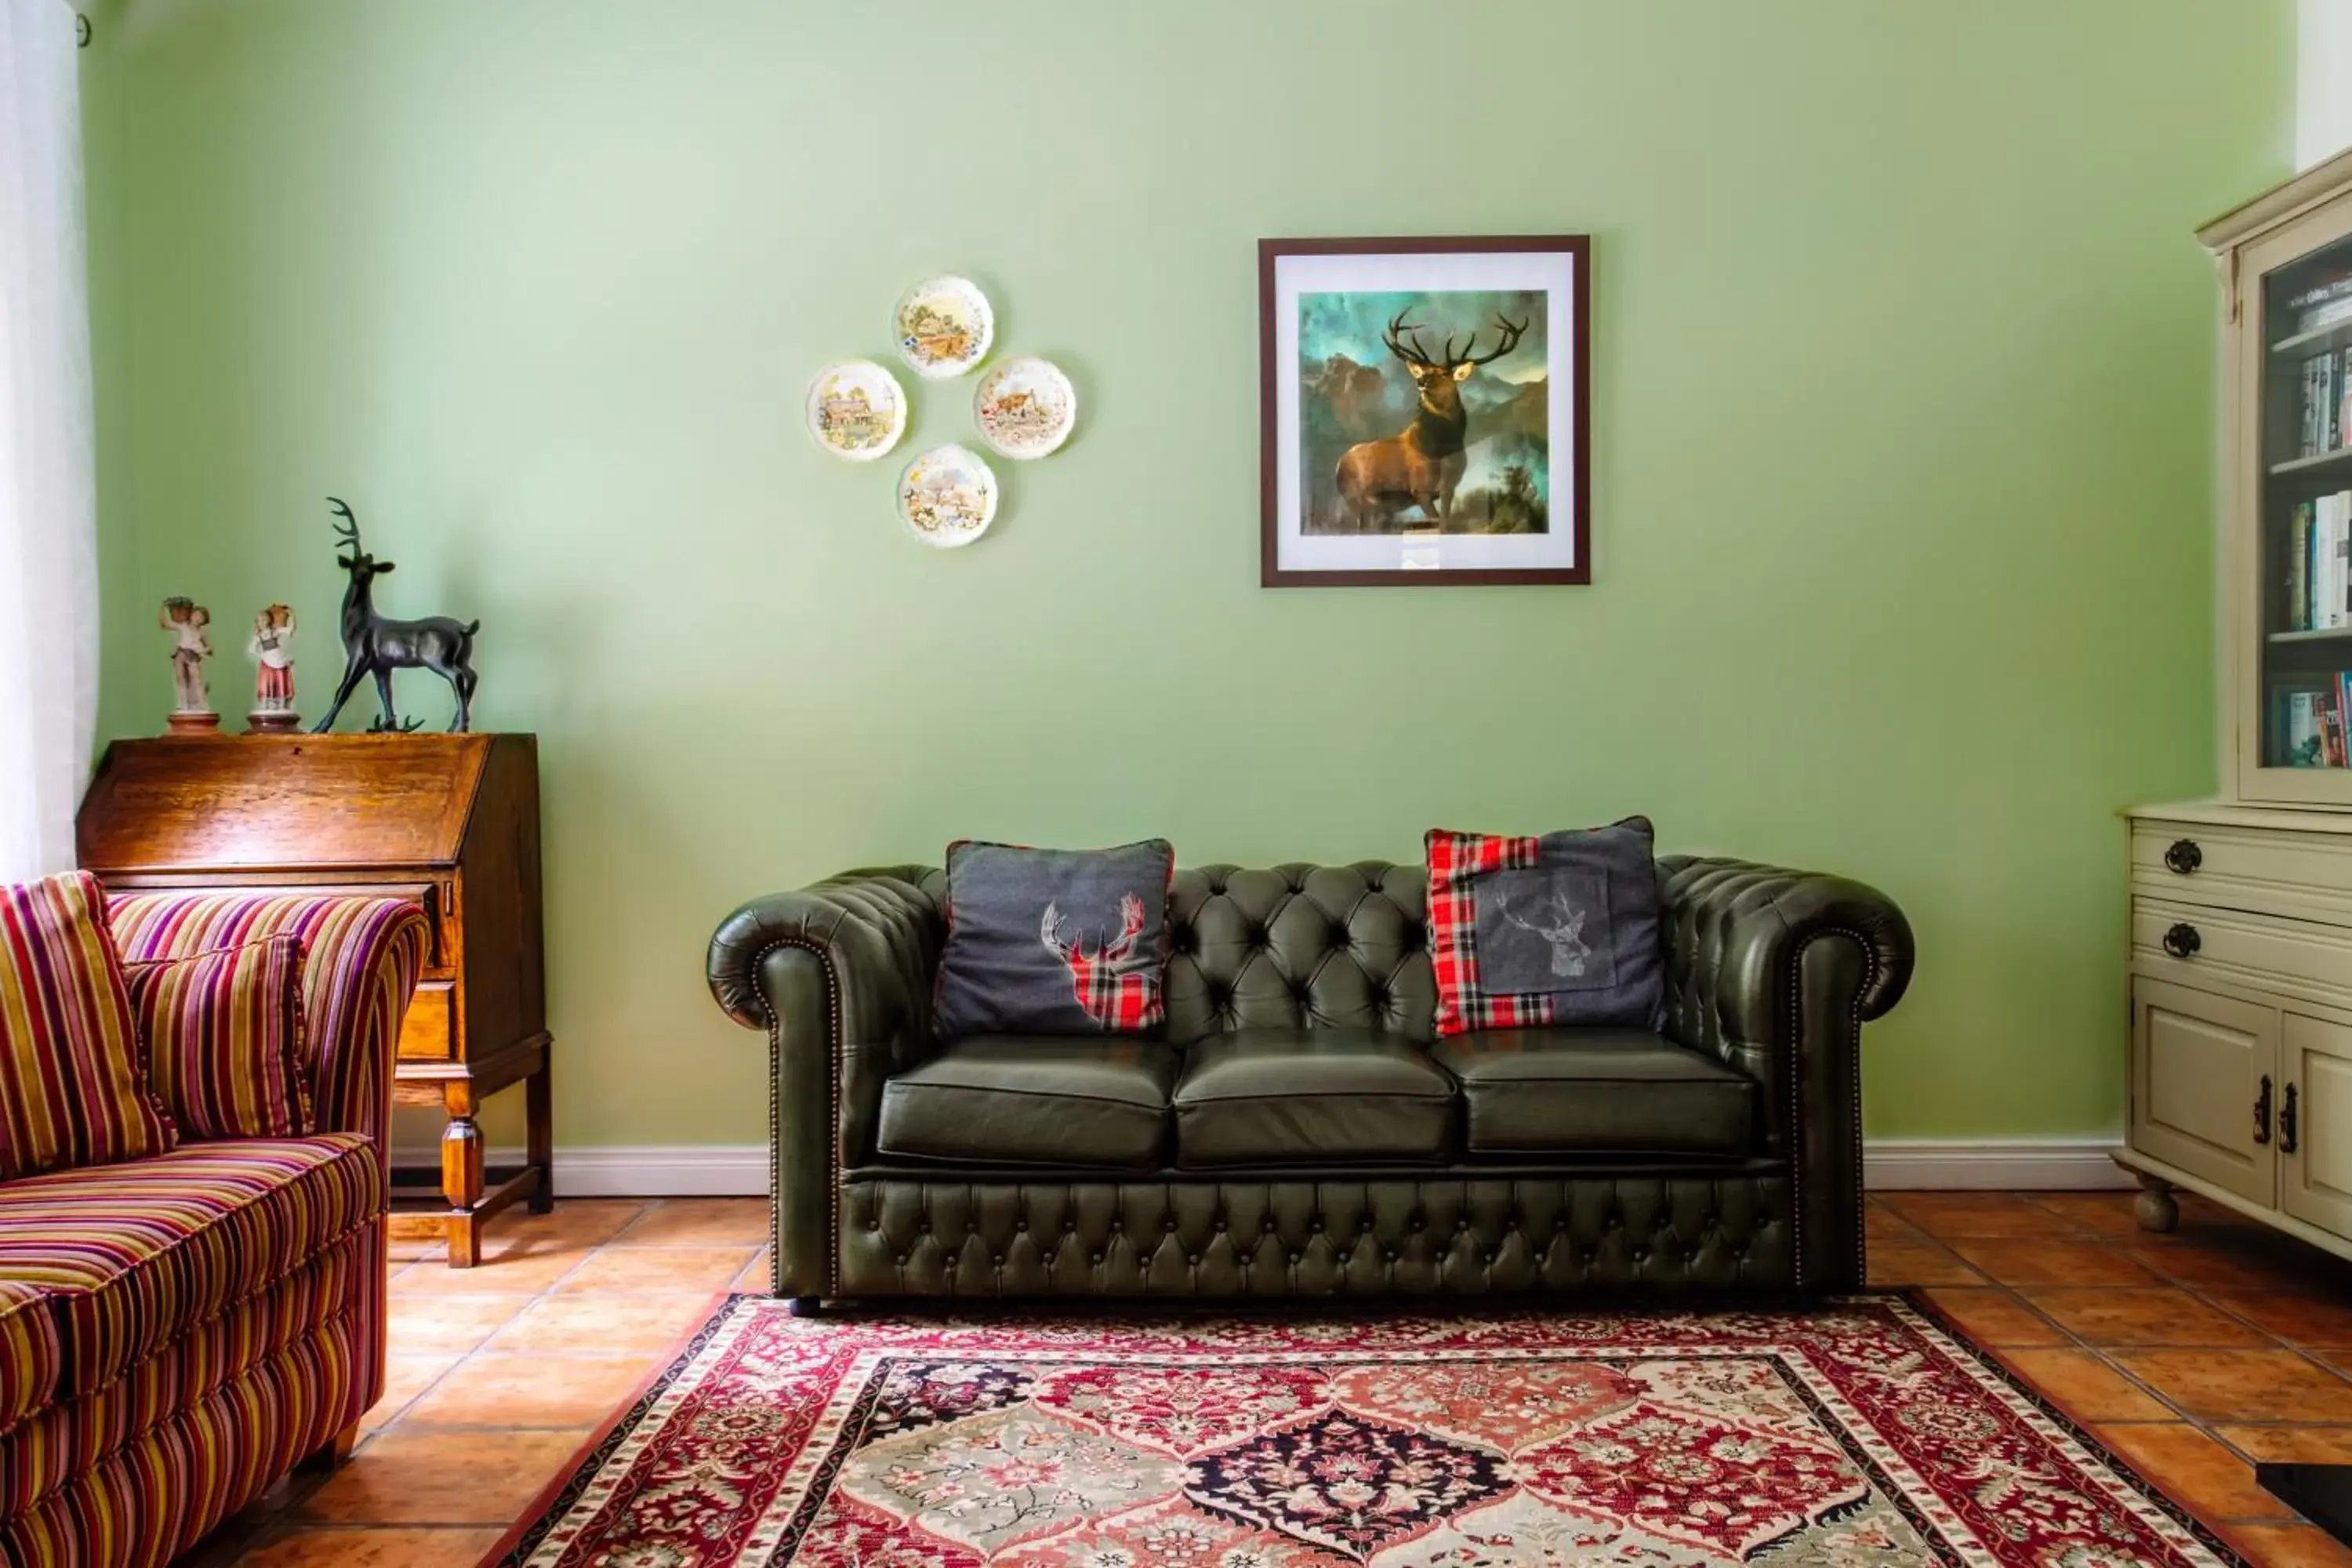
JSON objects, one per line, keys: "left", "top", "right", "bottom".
{"left": 1656, "top": 855, "right": 1914, "bottom": 1290}
{"left": 104, "top": 892, "right": 432, "bottom": 1174}
{"left": 1658, "top": 857, "right": 1914, "bottom": 1050}
{"left": 706, "top": 867, "right": 942, "bottom": 1298}
{"left": 706, "top": 867, "right": 941, "bottom": 1034}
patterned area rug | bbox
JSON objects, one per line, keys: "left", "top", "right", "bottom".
{"left": 488, "top": 1294, "right": 2243, "bottom": 1566}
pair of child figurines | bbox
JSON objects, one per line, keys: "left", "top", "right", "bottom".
{"left": 161, "top": 599, "right": 297, "bottom": 734}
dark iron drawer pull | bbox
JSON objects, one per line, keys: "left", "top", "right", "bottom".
{"left": 2256, "top": 1074, "right": 2274, "bottom": 1145}
{"left": 2283, "top": 1082, "right": 2300, "bottom": 1156}
{"left": 2164, "top": 838, "right": 2202, "bottom": 874}
{"left": 2162, "top": 922, "right": 2201, "bottom": 959}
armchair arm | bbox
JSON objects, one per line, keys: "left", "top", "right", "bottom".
{"left": 104, "top": 892, "right": 431, "bottom": 1177}
{"left": 706, "top": 866, "right": 943, "bottom": 1298}
{"left": 1657, "top": 855, "right": 1915, "bottom": 1290}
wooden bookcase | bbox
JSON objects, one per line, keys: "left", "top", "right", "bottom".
{"left": 77, "top": 733, "right": 551, "bottom": 1268}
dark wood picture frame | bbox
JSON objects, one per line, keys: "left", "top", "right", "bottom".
{"left": 1259, "top": 234, "right": 1591, "bottom": 587}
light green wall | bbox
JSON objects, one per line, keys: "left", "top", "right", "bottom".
{"left": 80, "top": 2, "right": 2292, "bottom": 1149}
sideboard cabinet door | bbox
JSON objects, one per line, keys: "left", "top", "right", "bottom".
{"left": 2283, "top": 1012, "right": 2352, "bottom": 1240}
{"left": 2132, "top": 976, "right": 2278, "bottom": 1205}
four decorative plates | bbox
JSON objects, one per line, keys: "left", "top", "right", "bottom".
{"left": 816, "top": 276, "right": 1069, "bottom": 546}
{"left": 897, "top": 443, "right": 999, "bottom": 549}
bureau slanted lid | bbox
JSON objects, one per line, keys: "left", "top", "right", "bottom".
{"left": 77, "top": 734, "right": 501, "bottom": 873}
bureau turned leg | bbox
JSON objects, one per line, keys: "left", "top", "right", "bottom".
{"left": 526, "top": 1046, "right": 554, "bottom": 1215}
{"left": 2132, "top": 1172, "right": 2180, "bottom": 1234}
{"left": 442, "top": 1080, "right": 486, "bottom": 1268}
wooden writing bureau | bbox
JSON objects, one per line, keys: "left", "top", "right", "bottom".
{"left": 78, "top": 734, "right": 550, "bottom": 1266}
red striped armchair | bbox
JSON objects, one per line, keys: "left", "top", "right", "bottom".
{"left": 0, "top": 891, "right": 428, "bottom": 1568}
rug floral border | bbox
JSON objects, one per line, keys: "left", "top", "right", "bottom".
{"left": 486, "top": 1288, "right": 2252, "bottom": 1568}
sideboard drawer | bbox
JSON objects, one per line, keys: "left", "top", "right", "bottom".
{"left": 2132, "top": 822, "right": 2352, "bottom": 926}
{"left": 2132, "top": 895, "right": 2352, "bottom": 1007}
{"left": 396, "top": 980, "right": 456, "bottom": 1062}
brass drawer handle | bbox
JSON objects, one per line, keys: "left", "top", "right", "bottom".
{"left": 2162, "top": 922, "right": 2201, "bottom": 959}
{"left": 2283, "top": 1082, "right": 2300, "bottom": 1156}
{"left": 2256, "top": 1074, "right": 2274, "bottom": 1145}
{"left": 2164, "top": 838, "right": 2202, "bottom": 875}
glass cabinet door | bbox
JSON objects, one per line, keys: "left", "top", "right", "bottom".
{"left": 2247, "top": 216, "right": 2352, "bottom": 798}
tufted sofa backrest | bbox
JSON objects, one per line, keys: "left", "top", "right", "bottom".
{"left": 914, "top": 861, "right": 1437, "bottom": 1044}
{"left": 1163, "top": 863, "right": 1433, "bottom": 1044}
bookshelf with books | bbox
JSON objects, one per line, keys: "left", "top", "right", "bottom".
{"left": 2230, "top": 161, "right": 2352, "bottom": 796}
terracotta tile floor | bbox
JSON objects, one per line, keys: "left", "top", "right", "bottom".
{"left": 177, "top": 1189, "right": 2352, "bottom": 1566}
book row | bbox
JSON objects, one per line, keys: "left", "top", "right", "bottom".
{"left": 2286, "top": 491, "right": 2352, "bottom": 631}
{"left": 2279, "top": 673, "right": 2352, "bottom": 768}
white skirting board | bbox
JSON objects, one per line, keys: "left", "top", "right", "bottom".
{"left": 392, "top": 1140, "right": 2132, "bottom": 1198}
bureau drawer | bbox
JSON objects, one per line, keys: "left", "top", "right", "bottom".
{"left": 2133, "top": 895, "right": 2352, "bottom": 1007}
{"left": 396, "top": 980, "right": 456, "bottom": 1062}
{"left": 2132, "top": 822, "right": 2352, "bottom": 926}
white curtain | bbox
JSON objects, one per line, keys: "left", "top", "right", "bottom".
{"left": 0, "top": 0, "right": 98, "bottom": 883}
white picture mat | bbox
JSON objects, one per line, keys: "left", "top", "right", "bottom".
{"left": 1272, "top": 249, "right": 1580, "bottom": 574}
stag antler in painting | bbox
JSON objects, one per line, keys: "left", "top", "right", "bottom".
{"left": 312, "top": 496, "right": 481, "bottom": 734}
{"left": 1334, "top": 308, "right": 1529, "bottom": 532}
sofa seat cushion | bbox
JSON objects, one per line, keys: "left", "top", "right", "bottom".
{"left": 0, "top": 1280, "right": 60, "bottom": 1436}
{"left": 1173, "top": 1029, "right": 1456, "bottom": 1168}
{"left": 1432, "top": 1029, "right": 1755, "bottom": 1157}
{"left": 0, "top": 1134, "right": 381, "bottom": 1399}
{"left": 877, "top": 1037, "right": 1177, "bottom": 1169}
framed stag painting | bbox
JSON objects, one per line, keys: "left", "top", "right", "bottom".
{"left": 1258, "top": 234, "right": 1590, "bottom": 586}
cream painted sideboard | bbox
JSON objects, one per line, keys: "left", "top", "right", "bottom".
{"left": 2122, "top": 801, "right": 2352, "bottom": 1256}
{"left": 2118, "top": 152, "right": 2352, "bottom": 1255}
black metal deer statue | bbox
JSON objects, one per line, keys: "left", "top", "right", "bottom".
{"left": 313, "top": 498, "right": 481, "bottom": 734}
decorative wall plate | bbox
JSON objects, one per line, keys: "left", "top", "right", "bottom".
{"left": 892, "top": 276, "right": 993, "bottom": 379}
{"left": 973, "top": 356, "right": 1077, "bottom": 459}
{"left": 805, "top": 359, "right": 907, "bottom": 462}
{"left": 897, "top": 443, "right": 998, "bottom": 548}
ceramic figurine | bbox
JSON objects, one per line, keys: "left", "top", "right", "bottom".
{"left": 313, "top": 497, "right": 481, "bottom": 733}
{"left": 160, "top": 597, "right": 219, "bottom": 734}
{"left": 245, "top": 604, "right": 299, "bottom": 732}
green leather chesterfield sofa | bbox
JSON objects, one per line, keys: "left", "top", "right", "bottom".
{"left": 706, "top": 855, "right": 1912, "bottom": 1310}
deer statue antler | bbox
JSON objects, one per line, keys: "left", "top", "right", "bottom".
{"left": 1454, "top": 313, "right": 1530, "bottom": 370}
{"left": 325, "top": 495, "right": 362, "bottom": 554}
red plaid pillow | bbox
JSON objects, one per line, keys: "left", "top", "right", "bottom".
{"left": 1426, "top": 819, "right": 1664, "bottom": 1038}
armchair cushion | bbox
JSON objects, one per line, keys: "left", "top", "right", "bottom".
{"left": 0, "top": 1281, "right": 60, "bottom": 1436}
{"left": 878, "top": 1036, "right": 1177, "bottom": 1169}
{"left": 1172, "top": 1029, "right": 1456, "bottom": 1167}
{"left": 122, "top": 935, "right": 310, "bottom": 1142}
{"left": 1432, "top": 1028, "right": 1755, "bottom": 1157}
{"left": 0, "top": 873, "right": 175, "bottom": 1181}
{"left": 104, "top": 893, "right": 429, "bottom": 1170}
{"left": 0, "top": 1134, "right": 379, "bottom": 1399}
